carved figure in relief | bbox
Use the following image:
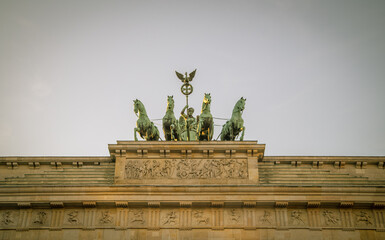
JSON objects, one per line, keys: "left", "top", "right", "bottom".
{"left": 290, "top": 210, "right": 305, "bottom": 225}
{"left": 259, "top": 211, "right": 272, "bottom": 224}
{"left": 323, "top": 210, "right": 339, "bottom": 225}
{"left": 193, "top": 210, "right": 209, "bottom": 225}
{"left": 131, "top": 210, "right": 145, "bottom": 224}
{"left": 33, "top": 211, "right": 47, "bottom": 225}
{"left": 161, "top": 160, "right": 176, "bottom": 177}
{"left": 163, "top": 211, "right": 177, "bottom": 225}
{"left": 229, "top": 209, "right": 240, "bottom": 223}
{"left": 1, "top": 211, "right": 14, "bottom": 225}
{"left": 67, "top": 211, "right": 79, "bottom": 224}
{"left": 100, "top": 211, "right": 113, "bottom": 224}
{"left": 355, "top": 211, "right": 373, "bottom": 225}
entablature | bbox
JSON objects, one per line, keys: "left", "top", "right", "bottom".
{"left": 264, "top": 156, "right": 385, "bottom": 168}
{"left": 108, "top": 141, "right": 265, "bottom": 161}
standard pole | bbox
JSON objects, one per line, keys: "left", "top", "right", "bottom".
{"left": 186, "top": 94, "right": 190, "bottom": 141}
{"left": 186, "top": 95, "right": 188, "bottom": 108}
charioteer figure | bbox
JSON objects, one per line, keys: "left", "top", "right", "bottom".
{"left": 180, "top": 105, "right": 198, "bottom": 141}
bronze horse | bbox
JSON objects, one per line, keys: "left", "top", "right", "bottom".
{"left": 162, "top": 96, "right": 180, "bottom": 141}
{"left": 220, "top": 97, "right": 246, "bottom": 141}
{"left": 197, "top": 93, "right": 214, "bottom": 141}
{"left": 133, "top": 99, "right": 160, "bottom": 141}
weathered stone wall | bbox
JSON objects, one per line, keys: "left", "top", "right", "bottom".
{"left": 1, "top": 141, "right": 385, "bottom": 239}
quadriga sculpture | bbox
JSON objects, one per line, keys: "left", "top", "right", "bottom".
{"left": 133, "top": 99, "right": 160, "bottom": 141}
{"left": 197, "top": 93, "right": 214, "bottom": 141}
{"left": 162, "top": 96, "right": 180, "bottom": 141}
{"left": 220, "top": 97, "right": 246, "bottom": 141}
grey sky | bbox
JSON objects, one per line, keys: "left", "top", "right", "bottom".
{"left": 0, "top": 0, "right": 384, "bottom": 156}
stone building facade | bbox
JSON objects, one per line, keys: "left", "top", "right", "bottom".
{"left": 0, "top": 141, "right": 385, "bottom": 239}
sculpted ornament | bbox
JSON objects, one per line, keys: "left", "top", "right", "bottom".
{"left": 290, "top": 210, "right": 305, "bottom": 225}
{"left": 323, "top": 210, "right": 339, "bottom": 225}
{"left": 193, "top": 210, "right": 209, "bottom": 225}
{"left": 67, "top": 211, "right": 79, "bottom": 224}
{"left": 3, "top": 207, "right": 381, "bottom": 230}
{"left": 131, "top": 210, "right": 145, "bottom": 224}
{"left": 355, "top": 211, "right": 373, "bottom": 225}
{"left": 163, "top": 211, "right": 178, "bottom": 225}
{"left": 125, "top": 159, "right": 247, "bottom": 179}
{"left": 100, "top": 211, "right": 113, "bottom": 224}
{"left": 259, "top": 211, "right": 272, "bottom": 225}
{"left": 1, "top": 211, "right": 14, "bottom": 225}
{"left": 229, "top": 209, "right": 241, "bottom": 223}
{"left": 33, "top": 211, "right": 47, "bottom": 225}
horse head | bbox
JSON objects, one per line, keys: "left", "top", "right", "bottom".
{"left": 203, "top": 93, "right": 211, "bottom": 105}
{"left": 133, "top": 99, "right": 146, "bottom": 117}
{"left": 167, "top": 95, "right": 174, "bottom": 110}
{"left": 235, "top": 97, "right": 246, "bottom": 114}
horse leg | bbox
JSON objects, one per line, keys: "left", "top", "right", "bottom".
{"left": 176, "top": 124, "right": 181, "bottom": 141}
{"left": 134, "top": 127, "right": 140, "bottom": 141}
{"left": 220, "top": 125, "right": 225, "bottom": 141}
{"left": 220, "top": 129, "right": 224, "bottom": 141}
{"left": 230, "top": 123, "right": 234, "bottom": 140}
{"left": 240, "top": 126, "right": 245, "bottom": 141}
{"left": 170, "top": 125, "right": 175, "bottom": 141}
{"left": 149, "top": 125, "right": 160, "bottom": 141}
{"left": 154, "top": 126, "right": 160, "bottom": 141}
{"left": 209, "top": 121, "right": 214, "bottom": 141}
{"left": 197, "top": 120, "right": 202, "bottom": 140}
{"left": 146, "top": 125, "right": 153, "bottom": 141}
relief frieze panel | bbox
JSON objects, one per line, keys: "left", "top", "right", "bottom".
{"left": 65, "top": 210, "right": 82, "bottom": 225}
{"left": 128, "top": 209, "right": 147, "bottom": 227}
{"left": 192, "top": 210, "right": 210, "bottom": 227}
{"left": 0, "top": 211, "right": 18, "bottom": 227}
{"left": 98, "top": 210, "right": 115, "bottom": 226}
{"left": 125, "top": 158, "right": 248, "bottom": 179}
{"left": 321, "top": 209, "right": 341, "bottom": 227}
{"left": 224, "top": 208, "right": 243, "bottom": 226}
{"left": 0, "top": 207, "right": 381, "bottom": 230}
{"left": 31, "top": 210, "right": 50, "bottom": 227}
{"left": 354, "top": 210, "right": 374, "bottom": 227}
{"left": 289, "top": 210, "right": 307, "bottom": 226}
{"left": 161, "top": 210, "right": 178, "bottom": 226}
{"left": 257, "top": 209, "right": 275, "bottom": 226}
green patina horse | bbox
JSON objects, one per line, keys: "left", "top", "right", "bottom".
{"left": 220, "top": 97, "right": 246, "bottom": 141}
{"left": 133, "top": 99, "right": 160, "bottom": 141}
{"left": 162, "top": 96, "right": 180, "bottom": 141}
{"left": 197, "top": 93, "right": 214, "bottom": 141}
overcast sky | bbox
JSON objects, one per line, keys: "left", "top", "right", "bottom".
{"left": 0, "top": 0, "right": 384, "bottom": 156}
